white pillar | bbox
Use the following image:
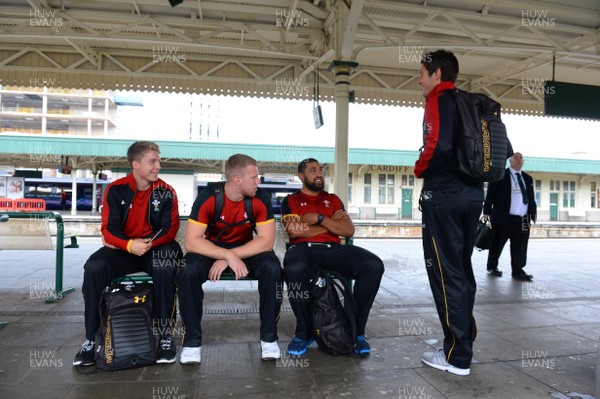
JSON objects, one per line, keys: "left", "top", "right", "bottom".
{"left": 70, "top": 173, "right": 77, "bottom": 216}
{"left": 87, "top": 91, "right": 92, "bottom": 136}
{"left": 42, "top": 86, "right": 48, "bottom": 134}
{"left": 329, "top": 60, "right": 357, "bottom": 207}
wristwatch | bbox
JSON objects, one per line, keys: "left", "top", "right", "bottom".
{"left": 316, "top": 214, "right": 325, "bottom": 225}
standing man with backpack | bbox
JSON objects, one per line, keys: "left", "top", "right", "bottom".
{"left": 281, "top": 158, "right": 384, "bottom": 357}
{"left": 414, "top": 50, "right": 483, "bottom": 376}
{"left": 73, "top": 140, "right": 182, "bottom": 366}
{"left": 178, "top": 154, "right": 283, "bottom": 364}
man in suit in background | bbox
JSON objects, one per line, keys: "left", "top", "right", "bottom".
{"left": 483, "top": 152, "right": 537, "bottom": 281}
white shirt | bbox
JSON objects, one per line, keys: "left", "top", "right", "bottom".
{"left": 509, "top": 167, "right": 529, "bottom": 217}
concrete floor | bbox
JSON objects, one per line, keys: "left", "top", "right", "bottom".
{"left": 0, "top": 237, "right": 599, "bottom": 399}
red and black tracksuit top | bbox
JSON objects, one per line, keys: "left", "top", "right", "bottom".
{"left": 101, "top": 173, "right": 180, "bottom": 251}
{"left": 414, "top": 81, "right": 482, "bottom": 203}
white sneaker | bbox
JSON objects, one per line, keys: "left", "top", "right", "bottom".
{"left": 261, "top": 340, "right": 281, "bottom": 360}
{"left": 180, "top": 346, "right": 201, "bottom": 365}
{"left": 421, "top": 349, "right": 470, "bottom": 376}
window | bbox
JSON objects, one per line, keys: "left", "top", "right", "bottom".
{"left": 378, "top": 174, "right": 395, "bottom": 204}
{"left": 535, "top": 180, "right": 542, "bottom": 207}
{"left": 363, "top": 173, "right": 371, "bottom": 204}
{"left": 401, "top": 174, "right": 415, "bottom": 187}
{"left": 562, "top": 180, "right": 575, "bottom": 208}
{"left": 591, "top": 182, "right": 597, "bottom": 208}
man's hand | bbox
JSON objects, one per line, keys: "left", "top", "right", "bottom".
{"left": 129, "top": 238, "right": 152, "bottom": 256}
{"left": 331, "top": 210, "right": 349, "bottom": 220}
{"left": 225, "top": 253, "right": 249, "bottom": 280}
{"left": 482, "top": 214, "right": 490, "bottom": 222}
{"left": 208, "top": 259, "right": 229, "bottom": 282}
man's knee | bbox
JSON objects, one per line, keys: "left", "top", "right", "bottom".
{"left": 370, "top": 256, "right": 385, "bottom": 277}
{"left": 284, "top": 258, "right": 310, "bottom": 282}
{"left": 260, "top": 255, "right": 283, "bottom": 279}
{"left": 83, "top": 255, "right": 111, "bottom": 276}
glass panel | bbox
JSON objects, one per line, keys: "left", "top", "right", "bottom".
{"left": 364, "top": 173, "right": 371, "bottom": 185}
{"left": 364, "top": 186, "right": 371, "bottom": 204}
{"left": 378, "top": 187, "right": 386, "bottom": 204}
{"left": 378, "top": 174, "right": 386, "bottom": 185}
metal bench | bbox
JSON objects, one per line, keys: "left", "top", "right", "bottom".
{"left": 113, "top": 217, "right": 354, "bottom": 290}
{"left": 0, "top": 211, "right": 78, "bottom": 303}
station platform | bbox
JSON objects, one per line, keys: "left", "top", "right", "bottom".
{"left": 0, "top": 237, "right": 598, "bottom": 399}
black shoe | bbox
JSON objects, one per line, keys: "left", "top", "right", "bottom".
{"left": 512, "top": 272, "right": 533, "bottom": 281}
{"left": 487, "top": 268, "right": 503, "bottom": 277}
{"left": 157, "top": 335, "right": 177, "bottom": 364}
{"left": 73, "top": 339, "right": 95, "bottom": 366}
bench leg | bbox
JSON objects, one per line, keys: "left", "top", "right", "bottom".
{"left": 45, "top": 287, "right": 75, "bottom": 303}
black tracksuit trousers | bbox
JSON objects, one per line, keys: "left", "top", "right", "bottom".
{"left": 177, "top": 251, "right": 283, "bottom": 346}
{"left": 283, "top": 242, "right": 384, "bottom": 339}
{"left": 82, "top": 242, "right": 182, "bottom": 341}
{"left": 421, "top": 199, "right": 480, "bottom": 369}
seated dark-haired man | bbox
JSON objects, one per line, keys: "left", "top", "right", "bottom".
{"left": 281, "top": 158, "right": 384, "bottom": 357}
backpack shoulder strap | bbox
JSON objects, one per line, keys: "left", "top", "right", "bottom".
{"left": 244, "top": 195, "right": 255, "bottom": 228}
{"left": 207, "top": 181, "right": 226, "bottom": 228}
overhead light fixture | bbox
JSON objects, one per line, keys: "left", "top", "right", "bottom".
{"left": 169, "top": 0, "right": 184, "bottom": 6}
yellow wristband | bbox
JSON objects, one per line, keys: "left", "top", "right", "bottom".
{"left": 126, "top": 239, "right": 133, "bottom": 253}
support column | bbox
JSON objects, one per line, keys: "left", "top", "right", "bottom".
{"left": 41, "top": 86, "right": 48, "bottom": 135}
{"left": 328, "top": 60, "right": 357, "bottom": 207}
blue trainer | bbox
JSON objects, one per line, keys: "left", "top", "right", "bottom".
{"left": 355, "top": 335, "right": 371, "bottom": 356}
{"left": 287, "top": 336, "right": 314, "bottom": 356}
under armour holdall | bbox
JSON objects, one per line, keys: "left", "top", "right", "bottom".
{"left": 310, "top": 270, "right": 357, "bottom": 356}
{"left": 95, "top": 277, "right": 158, "bottom": 370}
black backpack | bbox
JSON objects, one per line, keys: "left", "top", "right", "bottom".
{"left": 95, "top": 278, "right": 157, "bottom": 371}
{"left": 206, "top": 182, "right": 255, "bottom": 241}
{"left": 310, "top": 270, "right": 357, "bottom": 356}
{"left": 453, "top": 89, "right": 514, "bottom": 183}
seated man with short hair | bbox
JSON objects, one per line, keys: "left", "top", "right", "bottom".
{"left": 73, "top": 140, "right": 182, "bottom": 366}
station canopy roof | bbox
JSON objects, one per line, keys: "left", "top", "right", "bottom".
{"left": 1, "top": 0, "right": 599, "bottom": 116}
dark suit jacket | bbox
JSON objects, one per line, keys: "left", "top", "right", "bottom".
{"left": 483, "top": 168, "right": 537, "bottom": 225}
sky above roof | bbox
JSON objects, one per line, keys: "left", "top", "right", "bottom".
{"left": 117, "top": 92, "right": 600, "bottom": 162}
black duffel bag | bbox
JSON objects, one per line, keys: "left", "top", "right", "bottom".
{"left": 474, "top": 219, "right": 494, "bottom": 251}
